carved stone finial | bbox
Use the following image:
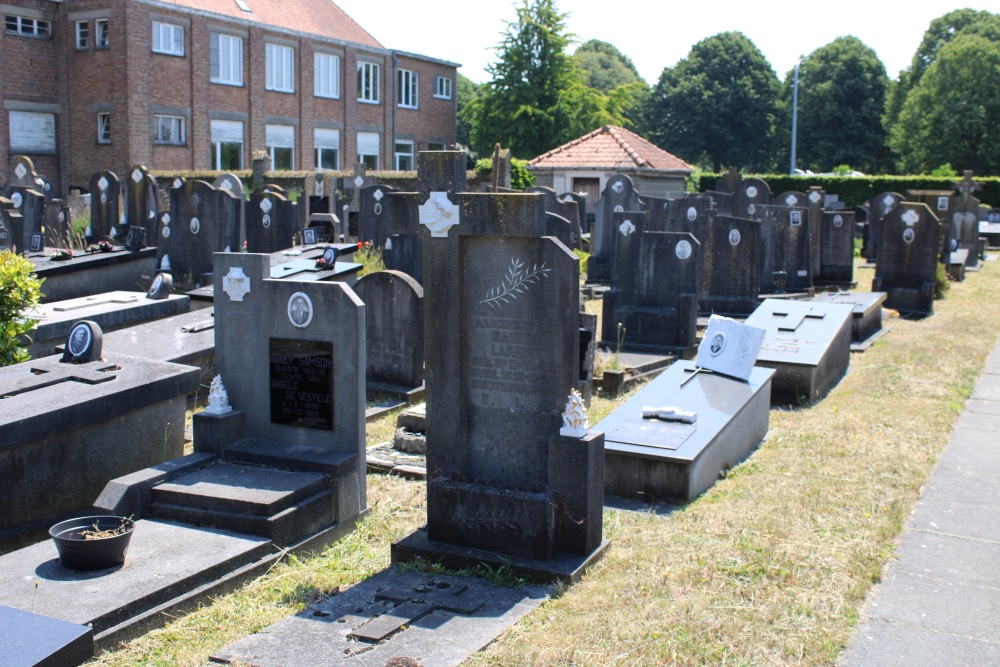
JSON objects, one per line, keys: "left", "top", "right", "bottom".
{"left": 206, "top": 375, "right": 233, "bottom": 414}
{"left": 560, "top": 389, "right": 589, "bottom": 438}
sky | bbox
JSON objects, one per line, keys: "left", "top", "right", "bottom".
{"left": 334, "top": 0, "right": 999, "bottom": 85}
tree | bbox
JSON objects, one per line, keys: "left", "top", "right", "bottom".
{"left": 890, "top": 34, "right": 1000, "bottom": 174}
{"left": 573, "top": 39, "right": 643, "bottom": 92}
{"left": 455, "top": 73, "right": 480, "bottom": 150}
{"left": 647, "top": 32, "right": 781, "bottom": 172}
{"left": 786, "top": 36, "right": 888, "bottom": 173}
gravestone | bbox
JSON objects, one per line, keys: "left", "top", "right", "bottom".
{"left": 124, "top": 165, "right": 160, "bottom": 242}
{"left": 952, "top": 171, "right": 982, "bottom": 268}
{"left": 648, "top": 194, "right": 713, "bottom": 236}
{"left": 526, "top": 185, "right": 582, "bottom": 249}
{"left": 0, "top": 605, "right": 94, "bottom": 666}
{"left": 872, "top": 202, "right": 940, "bottom": 318}
{"left": 806, "top": 186, "right": 826, "bottom": 276}
{"left": 88, "top": 171, "right": 122, "bottom": 242}
{"left": 353, "top": 270, "right": 424, "bottom": 399}
{"left": 245, "top": 188, "right": 297, "bottom": 253}
{"left": 907, "top": 189, "right": 953, "bottom": 263}
{"left": 732, "top": 176, "right": 771, "bottom": 218}
{"left": 757, "top": 204, "right": 811, "bottom": 294}
{"left": 44, "top": 199, "right": 71, "bottom": 248}
{"left": 390, "top": 151, "right": 607, "bottom": 580}
{"left": 745, "top": 298, "right": 854, "bottom": 404}
{"left": 811, "top": 291, "right": 888, "bottom": 350}
{"left": 602, "top": 210, "right": 701, "bottom": 357}
{"left": 213, "top": 173, "right": 247, "bottom": 248}
{"left": 0, "top": 197, "right": 21, "bottom": 253}
{"left": 864, "top": 192, "right": 903, "bottom": 263}
{"left": 1, "top": 185, "right": 44, "bottom": 254}
{"left": 8, "top": 155, "right": 46, "bottom": 193}
{"left": 589, "top": 174, "right": 642, "bottom": 283}
{"left": 699, "top": 215, "right": 760, "bottom": 317}
{"left": 160, "top": 180, "right": 241, "bottom": 286}
{"left": 818, "top": 210, "right": 855, "bottom": 285}
{"left": 596, "top": 316, "right": 773, "bottom": 501}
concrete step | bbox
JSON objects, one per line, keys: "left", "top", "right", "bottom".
{"left": 222, "top": 438, "right": 357, "bottom": 479}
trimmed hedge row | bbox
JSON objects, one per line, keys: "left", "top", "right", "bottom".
{"left": 693, "top": 173, "right": 1000, "bottom": 208}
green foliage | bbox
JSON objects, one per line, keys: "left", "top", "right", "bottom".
{"left": 473, "top": 157, "right": 535, "bottom": 190}
{"left": 0, "top": 250, "right": 44, "bottom": 366}
{"left": 785, "top": 36, "right": 889, "bottom": 173}
{"left": 935, "top": 262, "right": 950, "bottom": 300}
{"left": 573, "top": 247, "right": 589, "bottom": 275}
{"left": 355, "top": 243, "right": 386, "bottom": 277}
{"left": 833, "top": 165, "right": 853, "bottom": 176}
{"left": 891, "top": 34, "right": 1000, "bottom": 174}
{"left": 647, "top": 32, "right": 781, "bottom": 172}
{"left": 572, "top": 39, "right": 644, "bottom": 92}
{"left": 455, "top": 73, "right": 480, "bottom": 151}
{"left": 930, "top": 163, "right": 958, "bottom": 178}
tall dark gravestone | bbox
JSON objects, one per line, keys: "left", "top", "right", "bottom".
{"left": 390, "top": 152, "right": 607, "bottom": 580}
{"left": 359, "top": 184, "right": 425, "bottom": 282}
{"left": 8, "top": 156, "right": 46, "bottom": 193}
{"left": 246, "top": 188, "right": 297, "bottom": 253}
{"left": 526, "top": 185, "right": 582, "bottom": 249}
{"left": 757, "top": 204, "right": 811, "bottom": 294}
{"left": 602, "top": 210, "right": 701, "bottom": 357}
{"left": 589, "top": 174, "right": 642, "bottom": 283}
{"left": 0, "top": 186, "right": 44, "bottom": 254}
{"left": 125, "top": 165, "right": 160, "bottom": 242}
{"left": 88, "top": 171, "right": 122, "bottom": 241}
{"left": 952, "top": 171, "right": 983, "bottom": 268}
{"left": 873, "top": 202, "right": 939, "bottom": 318}
{"left": 818, "top": 210, "right": 855, "bottom": 285}
{"left": 0, "top": 198, "right": 17, "bottom": 252}
{"left": 732, "top": 176, "right": 771, "bottom": 219}
{"left": 907, "top": 189, "right": 953, "bottom": 264}
{"left": 353, "top": 270, "right": 424, "bottom": 398}
{"left": 699, "top": 215, "right": 760, "bottom": 317}
{"left": 864, "top": 192, "right": 903, "bottom": 263}
{"left": 160, "top": 180, "right": 241, "bottom": 286}
{"left": 358, "top": 184, "right": 399, "bottom": 247}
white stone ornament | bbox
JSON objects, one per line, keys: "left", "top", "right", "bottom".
{"left": 160, "top": 254, "right": 172, "bottom": 270}
{"left": 98, "top": 176, "right": 109, "bottom": 192}
{"left": 642, "top": 406, "right": 697, "bottom": 424}
{"left": 222, "top": 266, "right": 251, "bottom": 301}
{"left": 619, "top": 219, "right": 635, "bottom": 237}
{"left": 560, "top": 389, "right": 589, "bottom": 438}
{"left": 419, "top": 191, "right": 460, "bottom": 238}
{"left": 746, "top": 185, "right": 758, "bottom": 198}
{"left": 14, "top": 163, "right": 27, "bottom": 180}
{"left": 882, "top": 195, "right": 894, "bottom": 208}
{"left": 785, "top": 194, "right": 798, "bottom": 206}
{"left": 613, "top": 205, "right": 624, "bottom": 213}
{"left": 110, "top": 225, "right": 118, "bottom": 238}
{"left": 224, "top": 245, "right": 231, "bottom": 253}
{"left": 205, "top": 375, "right": 233, "bottom": 415}
{"left": 132, "top": 169, "right": 143, "bottom": 184}
{"left": 373, "top": 189, "right": 384, "bottom": 201}
{"left": 162, "top": 213, "right": 171, "bottom": 225}
{"left": 11, "top": 193, "right": 22, "bottom": 208}
{"left": 220, "top": 180, "right": 232, "bottom": 191}
{"left": 611, "top": 180, "right": 624, "bottom": 194}
{"left": 148, "top": 209, "right": 155, "bottom": 220}
{"left": 385, "top": 238, "right": 393, "bottom": 250}
{"left": 354, "top": 175, "right": 364, "bottom": 188}
{"left": 675, "top": 239, "right": 692, "bottom": 260}
{"left": 260, "top": 198, "right": 273, "bottom": 213}
{"left": 173, "top": 178, "right": 183, "bottom": 189}
{"left": 85, "top": 225, "right": 92, "bottom": 237}
{"left": 809, "top": 191, "right": 822, "bottom": 203}
{"left": 902, "top": 209, "right": 920, "bottom": 226}
{"left": 287, "top": 292, "right": 314, "bottom": 328}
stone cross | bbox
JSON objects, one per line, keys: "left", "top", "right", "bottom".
{"left": 953, "top": 170, "right": 982, "bottom": 202}
{"left": 2, "top": 360, "right": 117, "bottom": 399}
{"left": 348, "top": 575, "right": 483, "bottom": 642}
{"left": 769, "top": 306, "right": 826, "bottom": 332}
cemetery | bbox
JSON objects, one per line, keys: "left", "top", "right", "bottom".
{"left": 1, "top": 147, "right": 1000, "bottom": 667}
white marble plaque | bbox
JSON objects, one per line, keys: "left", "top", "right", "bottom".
{"left": 695, "top": 315, "right": 765, "bottom": 381}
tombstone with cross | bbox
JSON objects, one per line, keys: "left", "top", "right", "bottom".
{"left": 124, "top": 165, "right": 160, "bottom": 242}
{"left": 0, "top": 185, "right": 45, "bottom": 255}
{"left": 245, "top": 187, "right": 297, "bottom": 253}
{"left": 745, "top": 298, "right": 854, "bottom": 404}
{"left": 864, "top": 191, "right": 904, "bottom": 263}
{"left": 873, "top": 202, "right": 940, "bottom": 318}
{"left": 88, "top": 171, "right": 122, "bottom": 242}
{"left": 589, "top": 174, "right": 643, "bottom": 284}
{"left": 160, "top": 180, "right": 241, "bottom": 286}
{"left": 952, "top": 170, "right": 983, "bottom": 267}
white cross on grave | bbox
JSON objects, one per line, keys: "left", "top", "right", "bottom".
{"left": 419, "top": 191, "right": 460, "bottom": 237}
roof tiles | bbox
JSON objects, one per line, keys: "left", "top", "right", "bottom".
{"left": 529, "top": 125, "right": 693, "bottom": 172}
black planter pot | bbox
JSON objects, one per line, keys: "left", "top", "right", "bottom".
{"left": 49, "top": 516, "right": 135, "bottom": 571}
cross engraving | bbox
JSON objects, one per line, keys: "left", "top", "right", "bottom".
{"left": 953, "top": 170, "right": 982, "bottom": 201}
{"left": 348, "top": 575, "right": 484, "bottom": 643}
{"left": 771, "top": 307, "right": 825, "bottom": 332}
{"left": 2, "top": 359, "right": 118, "bottom": 399}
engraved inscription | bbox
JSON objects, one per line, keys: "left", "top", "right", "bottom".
{"left": 269, "top": 338, "right": 333, "bottom": 430}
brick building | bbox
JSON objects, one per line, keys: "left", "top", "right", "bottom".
{"left": 1, "top": 0, "right": 459, "bottom": 195}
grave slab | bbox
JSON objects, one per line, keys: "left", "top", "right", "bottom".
{"left": 810, "top": 291, "right": 888, "bottom": 351}
{"left": 0, "top": 605, "right": 93, "bottom": 667}
{"left": 212, "top": 569, "right": 549, "bottom": 667}
{"left": 27, "top": 247, "right": 158, "bottom": 303}
{"left": 596, "top": 360, "right": 774, "bottom": 502}
{"left": 744, "top": 298, "right": 853, "bottom": 404}
{"left": 26, "top": 290, "right": 189, "bottom": 358}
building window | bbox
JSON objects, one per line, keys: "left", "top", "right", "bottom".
{"left": 427, "top": 141, "right": 446, "bottom": 151}
{"left": 210, "top": 33, "right": 243, "bottom": 86}
{"left": 314, "top": 52, "right": 340, "bottom": 99}
{"left": 314, "top": 128, "right": 340, "bottom": 170}
{"left": 152, "top": 21, "right": 184, "bottom": 56}
{"left": 210, "top": 119, "right": 244, "bottom": 170}
{"left": 95, "top": 18, "right": 109, "bottom": 48}
{"left": 266, "top": 124, "right": 295, "bottom": 170}
{"left": 75, "top": 21, "right": 89, "bottom": 49}
{"left": 266, "top": 43, "right": 294, "bottom": 93}
{"left": 357, "top": 61, "right": 380, "bottom": 104}
{"left": 5, "top": 15, "right": 52, "bottom": 38}
{"left": 434, "top": 76, "right": 452, "bottom": 100}
{"left": 153, "top": 115, "right": 185, "bottom": 145}
{"left": 97, "top": 113, "right": 111, "bottom": 144}
{"left": 394, "top": 140, "right": 414, "bottom": 171}
{"left": 9, "top": 111, "right": 56, "bottom": 154}
{"left": 357, "top": 131, "right": 379, "bottom": 170}
{"left": 398, "top": 69, "right": 418, "bottom": 109}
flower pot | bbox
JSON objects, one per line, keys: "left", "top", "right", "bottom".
{"left": 49, "top": 516, "right": 135, "bottom": 571}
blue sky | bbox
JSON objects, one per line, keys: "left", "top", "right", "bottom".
{"left": 336, "top": 0, "right": 998, "bottom": 84}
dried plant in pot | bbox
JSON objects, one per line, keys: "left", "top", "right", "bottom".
{"left": 49, "top": 515, "right": 135, "bottom": 571}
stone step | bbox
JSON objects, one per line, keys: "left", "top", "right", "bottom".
{"left": 151, "top": 462, "right": 328, "bottom": 517}
{"left": 222, "top": 438, "right": 357, "bottom": 479}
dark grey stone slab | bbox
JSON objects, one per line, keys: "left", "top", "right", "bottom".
{"left": 213, "top": 569, "right": 548, "bottom": 667}
{"left": 872, "top": 202, "right": 940, "bottom": 318}
{"left": 840, "top": 618, "right": 1000, "bottom": 667}
{"left": 745, "top": 298, "right": 853, "bottom": 404}
{"left": 811, "top": 291, "right": 886, "bottom": 347}
{"left": 30, "top": 247, "right": 158, "bottom": 304}
{"left": 353, "top": 270, "right": 424, "bottom": 393}
{"left": 596, "top": 360, "right": 775, "bottom": 501}
{"left": 0, "top": 605, "right": 93, "bottom": 667}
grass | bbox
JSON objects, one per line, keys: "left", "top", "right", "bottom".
{"left": 93, "top": 258, "right": 1000, "bottom": 666}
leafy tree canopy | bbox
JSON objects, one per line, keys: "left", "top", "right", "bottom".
{"left": 573, "top": 39, "right": 643, "bottom": 92}
{"left": 455, "top": 73, "right": 480, "bottom": 149}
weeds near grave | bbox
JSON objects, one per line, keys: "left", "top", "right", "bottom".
{"left": 935, "top": 261, "right": 950, "bottom": 299}
{"left": 476, "top": 560, "right": 531, "bottom": 588}
{"left": 611, "top": 322, "right": 626, "bottom": 370}
{"left": 573, "top": 248, "right": 589, "bottom": 275}
{"left": 355, "top": 243, "right": 386, "bottom": 276}
{"left": 79, "top": 516, "right": 133, "bottom": 540}
{"left": 30, "top": 581, "right": 38, "bottom": 613}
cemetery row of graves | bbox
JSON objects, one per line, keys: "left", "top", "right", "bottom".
{"left": 0, "top": 150, "right": 996, "bottom": 665}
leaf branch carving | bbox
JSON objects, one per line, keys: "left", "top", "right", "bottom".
{"left": 480, "top": 257, "right": 551, "bottom": 310}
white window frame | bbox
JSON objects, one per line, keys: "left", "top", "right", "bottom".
{"left": 266, "top": 123, "right": 295, "bottom": 170}
{"left": 434, "top": 76, "right": 452, "bottom": 100}
{"left": 210, "top": 120, "right": 244, "bottom": 170}
{"left": 266, "top": 43, "right": 295, "bottom": 93}
{"left": 314, "top": 128, "right": 340, "bottom": 170}
{"left": 357, "top": 61, "right": 380, "bottom": 104}
{"left": 95, "top": 18, "right": 109, "bottom": 48}
{"left": 97, "top": 113, "right": 111, "bottom": 144}
{"left": 5, "top": 15, "right": 51, "bottom": 38}
{"left": 152, "top": 21, "right": 184, "bottom": 56}
{"left": 314, "top": 52, "right": 340, "bottom": 99}
{"left": 357, "top": 131, "right": 380, "bottom": 170}
{"left": 75, "top": 20, "right": 89, "bottom": 49}
{"left": 210, "top": 33, "right": 243, "bottom": 86}
{"left": 153, "top": 115, "right": 185, "bottom": 145}
{"left": 394, "top": 140, "right": 414, "bottom": 171}
{"left": 398, "top": 69, "right": 418, "bottom": 109}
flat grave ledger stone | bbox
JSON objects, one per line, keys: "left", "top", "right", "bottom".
{"left": 744, "top": 298, "right": 854, "bottom": 405}
{"left": 0, "top": 604, "right": 94, "bottom": 667}
{"left": 811, "top": 291, "right": 888, "bottom": 351}
{"left": 699, "top": 215, "right": 760, "bottom": 318}
{"left": 26, "top": 244, "right": 159, "bottom": 303}
{"left": 88, "top": 170, "right": 122, "bottom": 242}
{"left": 757, "top": 204, "right": 812, "bottom": 294}
{"left": 25, "top": 290, "right": 189, "bottom": 358}
{"left": 818, "top": 210, "right": 855, "bottom": 285}
{"left": 596, "top": 359, "right": 774, "bottom": 501}
{"left": 864, "top": 192, "right": 903, "bottom": 263}
{"left": 589, "top": 173, "right": 642, "bottom": 283}
{"left": 872, "top": 202, "right": 940, "bottom": 318}
{"left": 602, "top": 211, "right": 701, "bottom": 357}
